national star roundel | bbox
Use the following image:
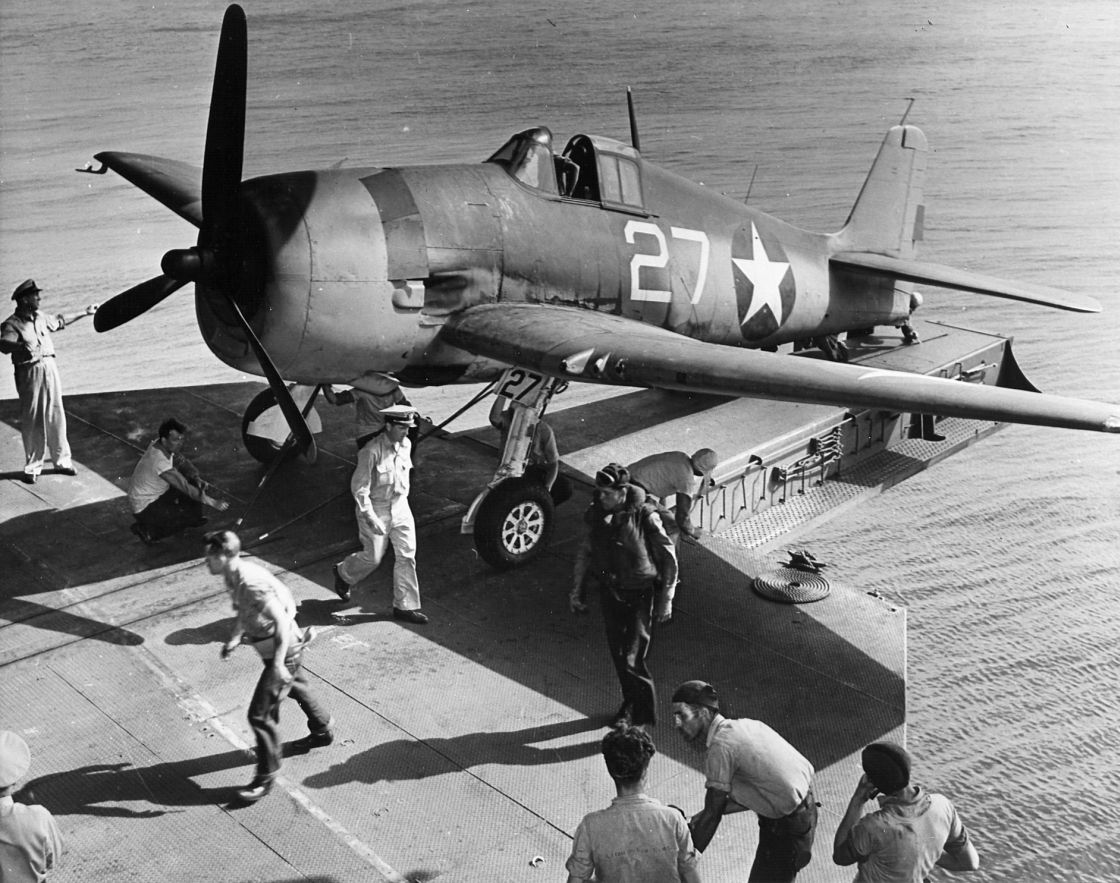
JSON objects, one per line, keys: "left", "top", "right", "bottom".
{"left": 732, "top": 221, "right": 796, "bottom": 341}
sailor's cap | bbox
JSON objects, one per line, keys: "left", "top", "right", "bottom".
{"left": 380, "top": 404, "right": 419, "bottom": 426}
{"left": 690, "top": 448, "right": 718, "bottom": 474}
{"left": 0, "top": 731, "right": 31, "bottom": 789}
{"left": 12, "top": 279, "right": 42, "bottom": 301}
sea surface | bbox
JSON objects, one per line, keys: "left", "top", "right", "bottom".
{"left": 2, "top": 1, "right": 1118, "bottom": 879}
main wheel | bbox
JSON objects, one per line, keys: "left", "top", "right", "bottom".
{"left": 474, "top": 477, "right": 555, "bottom": 570}
{"left": 240, "top": 388, "right": 317, "bottom": 464}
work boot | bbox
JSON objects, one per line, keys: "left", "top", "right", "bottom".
{"left": 288, "top": 720, "right": 335, "bottom": 754}
{"left": 332, "top": 565, "right": 350, "bottom": 602}
{"left": 130, "top": 522, "right": 157, "bottom": 546}
{"left": 234, "top": 776, "right": 273, "bottom": 805}
{"left": 392, "top": 607, "right": 428, "bottom": 625}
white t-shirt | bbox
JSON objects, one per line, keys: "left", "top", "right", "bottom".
{"left": 128, "top": 442, "right": 175, "bottom": 514}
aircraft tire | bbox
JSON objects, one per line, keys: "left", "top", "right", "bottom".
{"left": 241, "top": 388, "right": 314, "bottom": 464}
{"left": 474, "top": 477, "right": 555, "bottom": 570}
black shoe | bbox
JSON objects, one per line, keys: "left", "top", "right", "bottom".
{"left": 332, "top": 565, "right": 351, "bottom": 602}
{"left": 288, "top": 729, "right": 334, "bottom": 754}
{"left": 21, "top": 472, "right": 37, "bottom": 484}
{"left": 234, "top": 777, "right": 273, "bottom": 805}
{"left": 130, "top": 522, "right": 157, "bottom": 546}
{"left": 392, "top": 607, "right": 429, "bottom": 625}
{"left": 56, "top": 465, "right": 77, "bottom": 476}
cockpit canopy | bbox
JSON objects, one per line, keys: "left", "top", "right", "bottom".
{"left": 485, "top": 126, "right": 645, "bottom": 210}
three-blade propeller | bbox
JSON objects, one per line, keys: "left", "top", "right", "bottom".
{"left": 93, "top": 5, "right": 315, "bottom": 460}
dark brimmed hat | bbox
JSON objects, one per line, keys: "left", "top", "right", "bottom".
{"left": 380, "top": 404, "right": 419, "bottom": 427}
{"left": 12, "top": 279, "right": 41, "bottom": 300}
{"left": 595, "top": 462, "right": 630, "bottom": 489}
{"left": 671, "top": 680, "right": 720, "bottom": 710}
{"left": 862, "top": 741, "right": 911, "bottom": 794}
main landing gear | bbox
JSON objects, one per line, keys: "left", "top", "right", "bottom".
{"left": 463, "top": 370, "right": 566, "bottom": 570}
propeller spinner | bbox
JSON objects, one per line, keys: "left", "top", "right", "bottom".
{"left": 93, "top": 5, "right": 315, "bottom": 460}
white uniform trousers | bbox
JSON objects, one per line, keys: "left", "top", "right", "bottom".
{"left": 338, "top": 495, "right": 421, "bottom": 611}
{"left": 16, "top": 358, "right": 71, "bottom": 476}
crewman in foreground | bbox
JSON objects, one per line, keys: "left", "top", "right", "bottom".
{"left": 127, "top": 417, "right": 229, "bottom": 544}
{"left": 0, "top": 279, "right": 98, "bottom": 483}
{"left": 566, "top": 724, "right": 701, "bottom": 882}
{"left": 332, "top": 404, "right": 429, "bottom": 624}
{"left": 833, "top": 741, "right": 980, "bottom": 880}
{"left": 0, "top": 729, "right": 63, "bottom": 880}
{"left": 206, "top": 530, "right": 334, "bottom": 805}
{"left": 671, "top": 679, "right": 818, "bottom": 882}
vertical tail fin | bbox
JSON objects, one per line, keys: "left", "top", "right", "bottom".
{"left": 835, "top": 125, "right": 927, "bottom": 258}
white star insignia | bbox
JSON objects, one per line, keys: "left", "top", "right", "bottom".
{"left": 732, "top": 223, "right": 790, "bottom": 326}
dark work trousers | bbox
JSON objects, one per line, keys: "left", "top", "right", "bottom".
{"left": 600, "top": 577, "right": 657, "bottom": 726}
{"left": 135, "top": 487, "right": 203, "bottom": 539}
{"left": 749, "top": 788, "right": 818, "bottom": 882}
{"left": 247, "top": 649, "right": 332, "bottom": 782}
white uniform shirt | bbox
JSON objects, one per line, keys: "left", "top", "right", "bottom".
{"left": 128, "top": 441, "right": 175, "bottom": 513}
{"left": 351, "top": 433, "right": 412, "bottom": 517}
{"left": 1, "top": 312, "right": 63, "bottom": 366}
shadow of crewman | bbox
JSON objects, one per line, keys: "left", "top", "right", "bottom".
{"left": 303, "top": 716, "right": 603, "bottom": 789}
{"left": 15, "top": 749, "right": 254, "bottom": 817}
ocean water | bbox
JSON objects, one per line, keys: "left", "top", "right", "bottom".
{"left": 2, "top": 0, "right": 1118, "bottom": 879}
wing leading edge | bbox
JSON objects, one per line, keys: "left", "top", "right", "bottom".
{"left": 94, "top": 152, "right": 204, "bottom": 228}
{"left": 442, "top": 304, "right": 1120, "bottom": 434}
{"left": 831, "top": 252, "right": 1101, "bottom": 313}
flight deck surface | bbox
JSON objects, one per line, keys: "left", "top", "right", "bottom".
{"left": 0, "top": 325, "right": 1024, "bottom": 881}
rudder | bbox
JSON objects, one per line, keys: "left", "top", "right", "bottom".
{"left": 835, "top": 125, "right": 927, "bottom": 259}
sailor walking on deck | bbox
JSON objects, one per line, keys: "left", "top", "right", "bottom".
{"left": 573, "top": 463, "right": 677, "bottom": 728}
{"left": 332, "top": 404, "right": 428, "bottom": 624}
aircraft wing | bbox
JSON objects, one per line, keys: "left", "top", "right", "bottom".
{"left": 94, "top": 152, "right": 203, "bottom": 228}
{"left": 442, "top": 304, "right": 1120, "bottom": 434}
{"left": 831, "top": 252, "right": 1101, "bottom": 313}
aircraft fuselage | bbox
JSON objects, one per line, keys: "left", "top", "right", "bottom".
{"left": 197, "top": 127, "right": 911, "bottom": 387}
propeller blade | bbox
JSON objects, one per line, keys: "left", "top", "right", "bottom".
{"left": 222, "top": 293, "right": 317, "bottom": 460}
{"left": 201, "top": 4, "right": 247, "bottom": 245}
{"left": 93, "top": 275, "right": 188, "bottom": 332}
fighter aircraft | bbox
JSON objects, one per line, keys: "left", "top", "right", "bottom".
{"left": 88, "top": 5, "right": 1118, "bottom": 567}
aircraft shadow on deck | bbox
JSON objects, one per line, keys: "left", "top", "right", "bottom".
{"left": 1, "top": 382, "right": 902, "bottom": 778}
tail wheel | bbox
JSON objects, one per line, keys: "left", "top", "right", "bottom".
{"left": 474, "top": 477, "right": 555, "bottom": 569}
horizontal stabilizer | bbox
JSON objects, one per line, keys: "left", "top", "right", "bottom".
{"left": 832, "top": 251, "right": 1100, "bottom": 313}
{"left": 442, "top": 304, "right": 1120, "bottom": 434}
{"left": 95, "top": 152, "right": 203, "bottom": 228}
